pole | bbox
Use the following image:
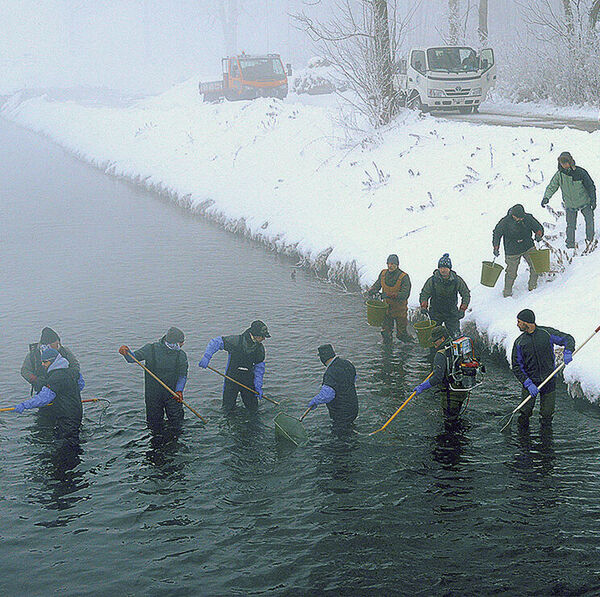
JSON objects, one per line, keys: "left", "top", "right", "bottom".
{"left": 206, "top": 365, "right": 280, "bottom": 405}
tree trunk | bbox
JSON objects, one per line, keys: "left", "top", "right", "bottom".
{"left": 372, "top": 0, "right": 395, "bottom": 124}
{"left": 478, "top": 0, "right": 488, "bottom": 45}
{"left": 561, "top": 0, "right": 575, "bottom": 43}
{"left": 448, "top": 0, "right": 460, "bottom": 45}
{"left": 219, "top": 0, "right": 239, "bottom": 55}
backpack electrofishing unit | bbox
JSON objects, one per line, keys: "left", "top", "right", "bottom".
{"left": 446, "top": 336, "right": 485, "bottom": 393}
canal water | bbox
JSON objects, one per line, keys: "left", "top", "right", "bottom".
{"left": 2, "top": 118, "right": 600, "bottom": 596}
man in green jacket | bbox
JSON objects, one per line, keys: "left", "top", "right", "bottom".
{"left": 419, "top": 253, "right": 471, "bottom": 339}
{"left": 542, "top": 151, "right": 596, "bottom": 249}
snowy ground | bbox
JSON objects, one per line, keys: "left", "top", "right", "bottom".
{"left": 3, "top": 81, "right": 599, "bottom": 401}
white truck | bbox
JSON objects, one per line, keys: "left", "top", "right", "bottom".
{"left": 396, "top": 46, "right": 496, "bottom": 114}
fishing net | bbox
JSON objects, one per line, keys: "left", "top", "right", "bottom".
{"left": 274, "top": 412, "right": 309, "bottom": 447}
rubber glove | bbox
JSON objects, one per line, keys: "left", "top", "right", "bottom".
{"left": 413, "top": 380, "right": 432, "bottom": 395}
{"left": 14, "top": 403, "right": 25, "bottom": 414}
{"left": 524, "top": 378, "right": 539, "bottom": 397}
{"left": 563, "top": 350, "right": 573, "bottom": 365}
{"left": 198, "top": 356, "right": 210, "bottom": 368}
{"left": 118, "top": 345, "right": 130, "bottom": 356}
{"left": 173, "top": 391, "right": 183, "bottom": 403}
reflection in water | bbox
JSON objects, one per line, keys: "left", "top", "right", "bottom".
{"left": 315, "top": 435, "right": 361, "bottom": 495}
{"left": 431, "top": 418, "right": 471, "bottom": 469}
{"left": 512, "top": 423, "right": 556, "bottom": 478}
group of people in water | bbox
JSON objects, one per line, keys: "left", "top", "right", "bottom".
{"left": 10, "top": 150, "right": 593, "bottom": 445}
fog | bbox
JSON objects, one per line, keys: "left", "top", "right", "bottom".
{"left": 1, "top": 0, "right": 535, "bottom": 95}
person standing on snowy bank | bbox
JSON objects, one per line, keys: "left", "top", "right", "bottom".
{"left": 493, "top": 204, "right": 544, "bottom": 298}
{"left": 542, "top": 151, "right": 596, "bottom": 249}
{"left": 511, "top": 309, "right": 575, "bottom": 429}
{"left": 199, "top": 320, "right": 269, "bottom": 413}
{"left": 367, "top": 254, "right": 412, "bottom": 344}
{"left": 419, "top": 253, "right": 471, "bottom": 339}
{"left": 13, "top": 347, "right": 85, "bottom": 448}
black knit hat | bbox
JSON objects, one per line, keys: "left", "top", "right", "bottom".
{"left": 510, "top": 204, "right": 525, "bottom": 218}
{"left": 165, "top": 327, "right": 185, "bottom": 343}
{"left": 40, "top": 327, "right": 60, "bottom": 344}
{"left": 438, "top": 253, "right": 452, "bottom": 269}
{"left": 318, "top": 344, "right": 336, "bottom": 364}
{"left": 558, "top": 151, "right": 574, "bottom": 167}
{"left": 517, "top": 309, "right": 536, "bottom": 324}
{"left": 387, "top": 254, "right": 399, "bottom": 265}
{"left": 250, "top": 320, "right": 270, "bottom": 338}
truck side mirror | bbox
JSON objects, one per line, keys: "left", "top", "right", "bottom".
{"left": 286, "top": 63, "right": 292, "bottom": 77}
{"left": 481, "top": 58, "right": 489, "bottom": 70}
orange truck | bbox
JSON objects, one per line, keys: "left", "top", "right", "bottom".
{"left": 199, "top": 53, "right": 291, "bottom": 102}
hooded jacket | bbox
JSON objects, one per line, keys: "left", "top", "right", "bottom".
{"left": 543, "top": 166, "right": 596, "bottom": 210}
{"left": 21, "top": 342, "right": 80, "bottom": 394}
{"left": 493, "top": 207, "right": 544, "bottom": 256}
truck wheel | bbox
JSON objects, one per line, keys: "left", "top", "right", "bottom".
{"left": 458, "top": 106, "right": 473, "bottom": 114}
{"left": 407, "top": 92, "right": 425, "bottom": 113}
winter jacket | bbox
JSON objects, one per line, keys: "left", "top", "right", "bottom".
{"left": 127, "top": 337, "right": 188, "bottom": 399}
{"left": 511, "top": 325, "right": 575, "bottom": 394}
{"left": 493, "top": 208, "right": 544, "bottom": 256}
{"left": 321, "top": 357, "right": 358, "bottom": 427}
{"left": 543, "top": 166, "right": 596, "bottom": 210}
{"left": 369, "top": 268, "right": 411, "bottom": 301}
{"left": 21, "top": 343, "right": 80, "bottom": 393}
{"left": 419, "top": 270, "right": 471, "bottom": 316}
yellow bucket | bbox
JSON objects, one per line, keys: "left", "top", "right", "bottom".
{"left": 414, "top": 319, "right": 437, "bottom": 348}
{"left": 366, "top": 299, "right": 388, "bottom": 326}
{"left": 529, "top": 248, "right": 550, "bottom": 273}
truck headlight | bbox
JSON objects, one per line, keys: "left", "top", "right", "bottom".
{"left": 427, "top": 89, "right": 445, "bottom": 98}
{"left": 470, "top": 87, "right": 482, "bottom": 96}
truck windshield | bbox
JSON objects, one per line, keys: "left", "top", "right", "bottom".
{"left": 426, "top": 47, "right": 479, "bottom": 73}
{"left": 239, "top": 58, "right": 285, "bottom": 81}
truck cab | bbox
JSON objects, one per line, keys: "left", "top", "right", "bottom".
{"left": 221, "top": 54, "right": 289, "bottom": 101}
{"left": 397, "top": 46, "right": 496, "bottom": 113}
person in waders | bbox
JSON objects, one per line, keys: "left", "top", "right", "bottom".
{"left": 413, "top": 326, "right": 482, "bottom": 421}
{"left": 511, "top": 309, "right": 575, "bottom": 429}
{"left": 13, "top": 347, "right": 85, "bottom": 449}
{"left": 419, "top": 253, "right": 470, "bottom": 340}
{"left": 21, "top": 327, "right": 79, "bottom": 395}
{"left": 305, "top": 344, "right": 358, "bottom": 432}
{"left": 119, "top": 327, "right": 188, "bottom": 432}
{"left": 367, "top": 254, "right": 412, "bottom": 344}
{"left": 199, "top": 320, "right": 269, "bottom": 413}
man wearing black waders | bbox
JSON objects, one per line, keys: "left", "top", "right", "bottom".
{"left": 119, "top": 327, "right": 188, "bottom": 432}
{"left": 21, "top": 326, "right": 80, "bottom": 395}
{"left": 305, "top": 344, "right": 358, "bottom": 431}
{"left": 198, "top": 320, "right": 269, "bottom": 413}
{"left": 13, "top": 347, "right": 85, "bottom": 449}
{"left": 412, "top": 326, "right": 483, "bottom": 420}
{"left": 511, "top": 309, "right": 575, "bottom": 429}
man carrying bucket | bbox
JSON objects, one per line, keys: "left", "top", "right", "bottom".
{"left": 305, "top": 344, "right": 358, "bottom": 431}
{"left": 542, "top": 151, "right": 596, "bottom": 249}
{"left": 492, "top": 204, "right": 544, "bottom": 298}
{"left": 419, "top": 254, "right": 470, "bottom": 339}
{"left": 367, "top": 254, "right": 412, "bottom": 344}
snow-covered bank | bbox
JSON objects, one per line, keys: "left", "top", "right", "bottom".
{"left": 3, "top": 81, "right": 600, "bottom": 401}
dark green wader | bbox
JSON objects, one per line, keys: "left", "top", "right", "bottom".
{"left": 517, "top": 387, "right": 555, "bottom": 427}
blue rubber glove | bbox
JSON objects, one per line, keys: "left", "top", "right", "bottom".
{"left": 563, "top": 350, "right": 573, "bottom": 365}
{"left": 413, "top": 380, "right": 432, "bottom": 395}
{"left": 198, "top": 356, "right": 210, "bottom": 368}
{"left": 524, "top": 378, "right": 539, "bottom": 397}
{"left": 199, "top": 337, "right": 224, "bottom": 368}
{"left": 14, "top": 403, "right": 25, "bottom": 414}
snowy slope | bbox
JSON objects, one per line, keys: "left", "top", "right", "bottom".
{"left": 3, "top": 81, "right": 600, "bottom": 400}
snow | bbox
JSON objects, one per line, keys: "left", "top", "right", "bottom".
{"left": 486, "top": 96, "right": 600, "bottom": 122}
{"left": 3, "top": 81, "right": 600, "bottom": 401}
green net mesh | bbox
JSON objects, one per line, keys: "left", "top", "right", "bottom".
{"left": 274, "top": 413, "right": 309, "bottom": 446}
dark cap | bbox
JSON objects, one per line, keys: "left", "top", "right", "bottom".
{"left": 387, "top": 254, "right": 399, "bottom": 265}
{"left": 430, "top": 326, "right": 449, "bottom": 342}
{"left": 40, "top": 327, "right": 60, "bottom": 344}
{"left": 510, "top": 204, "right": 525, "bottom": 218}
{"left": 165, "top": 327, "right": 185, "bottom": 343}
{"left": 250, "top": 320, "right": 270, "bottom": 338}
{"left": 517, "top": 309, "right": 536, "bottom": 324}
{"left": 318, "top": 344, "right": 336, "bottom": 364}
{"left": 558, "top": 151, "right": 574, "bottom": 166}
{"left": 438, "top": 253, "right": 452, "bottom": 269}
